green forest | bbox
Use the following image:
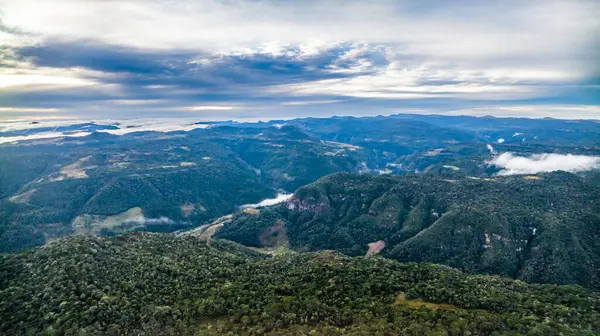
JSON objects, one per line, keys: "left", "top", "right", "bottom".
{"left": 215, "top": 172, "right": 600, "bottom": 290}
{"left": 2, "top": 233, "right": 600, "bottom": 335}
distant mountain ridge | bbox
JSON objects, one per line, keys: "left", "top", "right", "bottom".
{"left": 1, "top": 113, "right": 599, "bottom": 253}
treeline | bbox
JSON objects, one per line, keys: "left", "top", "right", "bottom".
{"left": 1, "top": 233, "right": 599, "bottom": 335}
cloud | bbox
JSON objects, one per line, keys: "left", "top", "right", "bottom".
{"left": 0, "top": 0, "right": 598, "bottom": 119}
{"left": 489, "top": 152, "right": 600, "bottom": 176}
{"left": 0, "top": 107, "right": 63, "bottom": 113}
{"left": 0, "top": 118, "right": 214, "bottom": 143}
{"left": 125, "top": 216, "right": 176, "bottom": 225}
{"left": 2, "top": 0, "right": 597, "bottom": 61}
{"left": 183, "top": 106, "right": 236, "bottom": 111}
{"left": 281, "top": 100, "right": 344, "bottom": 106}
{"left": 97, "top": 118, "right": 210, "bottom": 135}
{"left": 241, "top": 193, "right": 293, "bottom": 208}
{"left": 0, "top": 131, "right": 91, "bottom": 144}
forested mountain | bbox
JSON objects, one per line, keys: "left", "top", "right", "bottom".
{"left": 284, "top": 114, "right": 600, "bottom": 148}
{"left": 215, "top": 172, "right": 600, "bottom": 289}
{"left": 1, "top": 114, "right": 598, "bottom": 253}
{"left": 2, "top": 233, "right": 600, "bottom": 335}
{"left": 0, "top": 125, "right": 378, "bottom": 252}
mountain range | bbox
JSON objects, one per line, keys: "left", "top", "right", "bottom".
{"left": 1, "top": 114, "right": 598, "bottom": 253}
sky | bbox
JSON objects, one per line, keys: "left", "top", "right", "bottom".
{"left": 0, "top": 0, "right": 599, "bottom": 121}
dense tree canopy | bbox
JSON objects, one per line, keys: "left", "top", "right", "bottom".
{"left": 216, "top": 172, "right": 600, "bottom": 289}
{"left": 1, "top": 233, "right": 599, "bottom": 335}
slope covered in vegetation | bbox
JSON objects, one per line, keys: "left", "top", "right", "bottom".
{"left": 215, "top": 172, "right": 600, "bottom": 289}
{"left": 2, "top": 114, "right": 599, "bottom": 253}
{"left": 0, "top": 125, "right": 376, "bottom": 253}
{"left": 1, "top": 233, "right": 600, "bottom": 335}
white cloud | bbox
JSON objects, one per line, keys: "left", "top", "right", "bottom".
{"left": 0, "top": 107, "right": 63, "bottom": 113}
{"left": 0, "top": 131, "right": 91, "bottom": 144}
{"left": 0, "top": 118, "right": 85, "bottom": 132}
{"left": 183, "top": 106, "right": 236, "bottom": 111}
{"left": 124, "top": 215, "right": 176, "bottom": 225}
{"left": 489, "top": 152, "right": 600, "bottom": 176}
{"left": 281, "top": 100, "right": 343, "bottom": 106}
{"left": 0, "top": 118, "right": 211, "bottom": 143}
{"left": 0, "top": 58, "right": 109, "bottom": 90}
{"left": 2, "top": 0, "right": 596, "bottom": 64}
{"left": 0, "top": 0, "right": 598, "bottom": 118}
{"left": 95, "top": 118, "right": 210, "bottom": 135}
{"left": 0, "top": 70, "right": 97, "bottom": 90}
{"left": 269, "top": 61, "right": 578, "bottom": 101}
{"left": 241, "top": 193, "right": 293, "bottom": 208}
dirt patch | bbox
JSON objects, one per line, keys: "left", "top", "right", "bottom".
{"left": 182, "top": 214, "right": 232, "bottom": 239}
{"left": 180, "top": 162, "right": 196, "bottom": 167}
{"left": 71, "top": 207, "right": 144, "bottom": 234}
{"left": 59, "top": 156, "right": 96, "bottom": 179}
{"left": 181, "top": 203, "right": 195, "bottom": 217}
{"left": 468, "top": 176, "right": 495, "bottom": 181}
{"left": 242, "top": 208, "right": 260, "bottom": 215}
{"left": 395, "top": 294, "right": 459, "bottom": 311}
{"left": 442, "top": 165, "right": 460, "bottom": 171}
{"left": 366, "top": 240, "right": 386, "bottom": 256}
{"left": 424, "top": 148, "right": 443, "bottom": 156}
{"left": 441, "top": 179, "right": 457, "bottom": 183}
{"left": 111, "top": 162, "right": 131, "bottom": 169}
{"left": 200, "top": 223, "right": 224, "bottom": 238}
{"left": 9, "top": 188, "right": 37, "bottom": 204}
{"left": 523, "top": 175, "right": 543, "bottom": 180}
{"left": 259, "top": 219, "right": 289, "bottom": 248}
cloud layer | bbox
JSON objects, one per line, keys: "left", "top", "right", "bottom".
{"left": 241, "top": 193, "right": 293, "bottom": 208}
{"left": 489, "top": 153, "right": 600, "bottom": 176}
{"left": 0, "top": 0, "right": 598, "bottom": 119}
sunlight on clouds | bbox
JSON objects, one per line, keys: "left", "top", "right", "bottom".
{"left": 272, "top": 64, "right": 549, "bottom": 100}
{"left": 281, "top": 100, "right": 344, "bottom": 106}
{"left": 0, "top": 64, "right": 103, "bottom": 90}
{"left": 0, "top": 74, "right": 95, "bottom": 89}
{"left": 1, "top": 0, "right": 597, "bottom": 65}
{"left": 183, "top": 106, "right": 236, "bottom": 111}
{"left": 0, "top": 107, "right": 63, "bottom": 113}
{"left": 109, "top": 99, "right": 168, "bottom": 106}
{"left": 0, "top": 0, "right": 597, "bottom": 119}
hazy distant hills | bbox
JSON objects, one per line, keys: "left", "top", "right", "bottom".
{"left": 0, "top": 114, "right": 599, "bottom": 253}
{"left": 216, "top": 172, "right": 600, "bottom": 289}
{"left": 0, "top": 126, "right": 373, "bottom": 252}
{"left": 1, "top": 233, "right": 599, "bottom": 335}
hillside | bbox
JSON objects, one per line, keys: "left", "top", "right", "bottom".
{"left": 0, "top": 125, "right": 378, "bottom": 253}
{"left": 2, "top": 115, "right": 599, "bottom": 254}
{"left": 2, "top": 233, "right": 600, "bottom": 335}
{"left": 215, "top": 172, "right": 600, "bottom": 289}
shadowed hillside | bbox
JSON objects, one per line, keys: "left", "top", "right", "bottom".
{"left": 216, "top": 172, "right": 600, "bottom": 289}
